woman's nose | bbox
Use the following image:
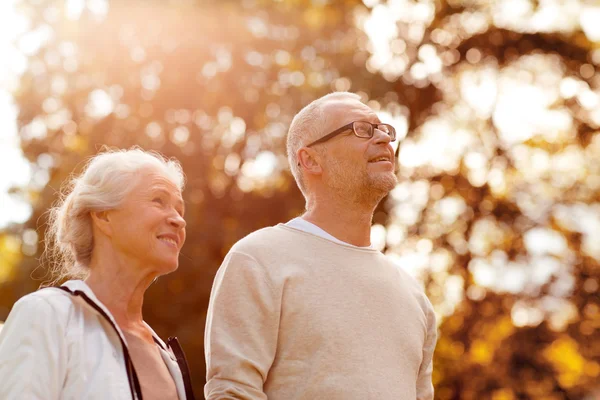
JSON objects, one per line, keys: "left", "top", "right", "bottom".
{"left": 169, "top": 213, "right": 186, "bottom": 229}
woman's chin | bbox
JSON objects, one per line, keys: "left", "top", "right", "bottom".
{"left": 162, "top": 261, "right": 179, "bottom": 274}
{"left": 150, "top": 258, "right": 179, "bottom": 275}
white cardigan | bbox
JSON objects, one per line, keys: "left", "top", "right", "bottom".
{"left": 0, "top": 280, "right": 194, "bottom": 400}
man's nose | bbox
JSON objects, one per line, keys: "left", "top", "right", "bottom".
{"left": 373, "top": 127, "right": 392, "bottom": 144}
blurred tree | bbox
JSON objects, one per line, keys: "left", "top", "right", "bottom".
{"left": 2, "top": 0, "right": 599, "bottom": 398}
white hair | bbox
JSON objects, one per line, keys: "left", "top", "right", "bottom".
{"left": 43, "top": 147, "right": 185, "bottom": 284}
{"left": 286, "top": 91, "right": 361, "bottom": 198}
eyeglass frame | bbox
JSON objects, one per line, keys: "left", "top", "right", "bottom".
{"left": 304, "top": 121, "right": 397, "bottom": 148}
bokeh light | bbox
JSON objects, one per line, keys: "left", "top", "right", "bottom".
{"left": 0, "top": 0, "right": 599, "bottom": 398}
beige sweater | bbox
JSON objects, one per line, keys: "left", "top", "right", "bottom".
{"left": 204, "top": 225, "right": 437, "bottom": 400}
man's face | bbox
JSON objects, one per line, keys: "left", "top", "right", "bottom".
{"left": 315, "top": 99, "right": 397, "bottom": 201}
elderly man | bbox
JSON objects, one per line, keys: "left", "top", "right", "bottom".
{"left": 204, "top": 92, "right": 437, "bottom": 400}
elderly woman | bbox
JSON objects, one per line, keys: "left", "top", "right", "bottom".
{"left": 0, "top": 148, "right": 194, "bottom": 400}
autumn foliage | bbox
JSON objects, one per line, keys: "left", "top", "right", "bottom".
{"left": 1, "top": 1, "right": 599, "bottom": 398}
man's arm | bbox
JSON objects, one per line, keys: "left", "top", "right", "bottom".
{"left": 204, "top": 251, "right": 280, "bottom": 400}
{"left": 416, "top": 302, "right": 438, "bottom": 400}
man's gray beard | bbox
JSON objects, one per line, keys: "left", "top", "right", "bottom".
{"left": 326, "top": 163, "right": 398, "bottom": 206}
{"left": 361, "top": 171, "right": 397, "bottom": 204}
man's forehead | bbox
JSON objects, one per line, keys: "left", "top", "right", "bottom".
{"left": 322, "top": 99, "right": 376, "bottom": 127}
{"left": 323, "top": 97, "right": 369, "bottom": 112}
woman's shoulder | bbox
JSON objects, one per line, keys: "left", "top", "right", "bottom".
{"left": 10, "top": 287, "right": 76, "bottom": 321}
{"left": 0, "top": 289, "right": 74, "bottom": 349}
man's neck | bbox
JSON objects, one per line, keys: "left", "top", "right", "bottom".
{"left": 303, "top": 197, "right": 377, "bottom": 247}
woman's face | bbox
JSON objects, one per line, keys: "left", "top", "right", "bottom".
{"left": 106, "top": 167, "right": 186, "bottom": 275}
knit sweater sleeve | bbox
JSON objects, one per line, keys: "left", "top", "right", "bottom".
{"left": 204, "top": 250, "right": 280, "bottom": 400}
{"left": 416, "top": 298, "right": 437, "bottom": 400}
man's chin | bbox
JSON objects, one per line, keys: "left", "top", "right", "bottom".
{"left": 372, "top": 172, "right": 398, "bottom": 193}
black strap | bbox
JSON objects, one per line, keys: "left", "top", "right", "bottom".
{"left": 55, "top": 286, "right": 144, "bottom": 400}
{"left": 167, "top": 336, "right": 196, "bottom": 400}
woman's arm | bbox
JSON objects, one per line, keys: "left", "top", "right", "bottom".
{"left": 0, "top": 293, "right": 68, "bottom": 400}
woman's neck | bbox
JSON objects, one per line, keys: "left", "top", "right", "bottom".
{"left": 86, "top": 251, "right": 158, "bottom": 331}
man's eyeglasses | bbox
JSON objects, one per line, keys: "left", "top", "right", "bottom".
{"left": 305, "top": 121, "right": 397, "bottom": 147}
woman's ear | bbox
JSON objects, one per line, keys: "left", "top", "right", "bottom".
{"left": 297, "top": 147, "right": 323, "bottom": 176}
{"left": 90, "top": 211, "right": 113, "bottom": 237}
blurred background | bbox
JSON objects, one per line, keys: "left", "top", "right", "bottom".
{"left": 1, "top": 0, "right": 599, "bottom": 398}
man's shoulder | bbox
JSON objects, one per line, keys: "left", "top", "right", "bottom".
{"left": 378, "top": 255, "right": 435, "bottom": 312}
{"left": 230, "top": 224, "right": 295, "bottom": 254}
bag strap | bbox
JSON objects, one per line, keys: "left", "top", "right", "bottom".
{"left": 54, "top": 286, "right": 144, "bottom": 400}
{"left": 167, "top": 336, "right": 196, "bottom": 400}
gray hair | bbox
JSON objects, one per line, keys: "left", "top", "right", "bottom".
{"left": 286, "top": 91, "right": 361, "bottom": 197}
{"left": 43, "top": 147, "right": 185, "bottom": 284}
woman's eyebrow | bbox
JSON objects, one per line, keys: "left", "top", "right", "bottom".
{"left": 150, "top": 187, "right": 185, "bottom": 211}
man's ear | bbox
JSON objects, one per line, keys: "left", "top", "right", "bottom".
{"left": 90, "top": 210, "right": 113, "bottom": 237}
{"left": 297, "top": 147, "right": 323, "bottom": 176}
